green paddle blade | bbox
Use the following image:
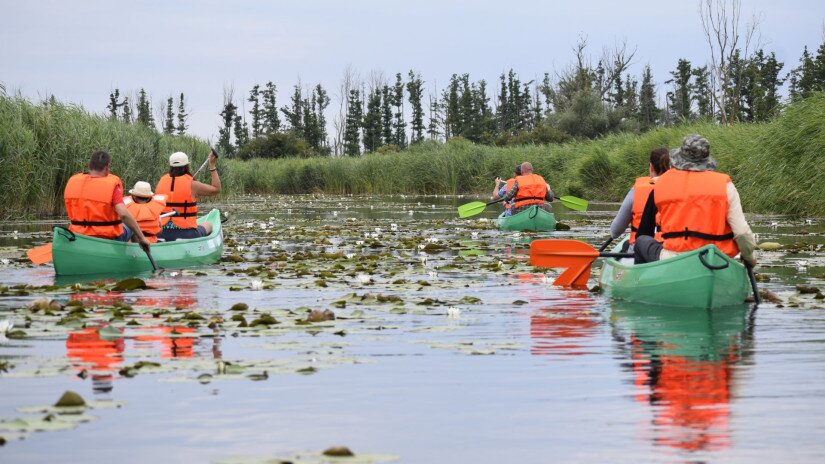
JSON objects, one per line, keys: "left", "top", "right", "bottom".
{"left": 558, "top": 195, "right": 588, "bottom": 212}
{"left": 457, "top": 201, "right": 487, "bottom": 218}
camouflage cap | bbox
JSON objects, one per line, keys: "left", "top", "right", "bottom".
{"left": 670, "top": 134, "right": 717, "bottom": 171}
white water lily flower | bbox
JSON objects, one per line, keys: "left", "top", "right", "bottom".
{"left": 259, "top": 223, "right": 268, "bottom": 229}
{"left": 418, "top": 244, "right": 426, "bottom": 250}
{"left": 249, "top": 279, "right": 264, "bottom": 291}
{"left": 431, "top": 204, "right": 435, "bottom": 209}
{"left": 356, "top": 240, "right": 365, "bottom": 245}
{"left": 428, "top": 271, "right": 438, "bottom": 278}
{"left": 408, "top": 210, "right": 414, "bottom": 215}
{"left": 419, "top": 255, "right": 427, "bottom": 265}
{"left": 477, "top": 218, "right": 489, "bottom": 223}
{"left": 471, "top": 232, "right": 479, "bottom": 238}
{"left": 370, "top": 232, "right": 379, "bottom": 239}
{"left": 287, "top": 209, "right": 292, "bottom": 214}
{"left": 237, "top": 246, "right": 245, "bottom": 252}
{"left": 512, "top": 232, "right": 522, "bottom": 238}
{"left": 447, "top": 307, "right": 461, "bottom": 318}
{"left": 770, "top": 221, "right": 779, "bottom": 229}
{"left": 426, "top": 237, "right": 438, "bottom": 243}
{"left": 345, "top": 253, "right": 356, "bottom": 259}
{"left": 271, "top": 240, "right": 280, "bottom": 246}
{"left": 356, "top": 274, "right": 373, "bottom": 284}
{"left": 795, "top": 260, "right": 808, "bottom": 272}
{"left": 0, "top": 319, "right": 13, "bottom": 334}
{"left": 333, "top": 211, "right": 338, "bottom": 216}
{"left": 364, "top": 232, "right": 370, "bottom": 238}
{"left": 805, "top": 218, "right": 813, "bottom": 225}
{"left": 168, "top": 271, "right": 180, "bottom": 277}
{"left": 245, "top": 222, "right": 254, "bottom": 228}
{"left": 289, "top": 226, "right": 296, "bottom": 230}
{"left": 0, "top": 258, "right": 10, "bottom": 266}
{"left": 390, "top": 223, "right": 398, "bottom": 231}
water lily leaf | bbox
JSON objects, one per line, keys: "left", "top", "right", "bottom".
{"left": 112, "top": 278, "right": 148, "bottom": 291}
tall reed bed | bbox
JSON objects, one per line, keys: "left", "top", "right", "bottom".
{"left": 0, "top": 95, "right": 211, "bottom": 217}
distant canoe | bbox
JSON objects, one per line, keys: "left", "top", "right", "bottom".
{"left": 496, "top": 205, "right": 556, "bottom": 232}
{"left": 53, "top": 209, "right": 223, "bottom": 276}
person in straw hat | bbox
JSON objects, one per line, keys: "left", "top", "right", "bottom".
{"left": 123, "top": 181, "right": 167, "bottom": 243}
{"left": 634, "top": 134, "right": 756, "bottom": 266}
{"left": 155, "top": 150, "right": 221, "bottom": 241}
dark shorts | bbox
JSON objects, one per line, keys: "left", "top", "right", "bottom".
{"left": 634, "top": 235, "right": 663, "bottom": 264}
{"left": 158, "top": 226, "right": 207, "bottom": 242}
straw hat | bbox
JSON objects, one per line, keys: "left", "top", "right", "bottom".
{"left": 169, "top": 151, "right": 189, "bottom": 167}
{"left": 128, "top": 181, "right": 154, "bottom": 198}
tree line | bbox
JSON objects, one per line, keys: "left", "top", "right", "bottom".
{"left": 104, "top": 26, "right": 825, "bottom": 159}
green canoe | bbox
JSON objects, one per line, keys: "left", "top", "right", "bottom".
{"left": 53, "top": 209, "right": 223, "bottom": 276}
{"left": 496, "top": 205, "right": 556, "bottom": 232}
{"left": 598, "top": 240, "right": 750, "bottom": 308}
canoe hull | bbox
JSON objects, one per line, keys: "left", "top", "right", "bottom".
{"left": 53, "top": 209, "right": 223, "bottom": 276}
{"left": 496, "top": 205, "right": 556, "bottom": 232}
{"left": 598, "top": 242, "right": 750, "bottom": 308}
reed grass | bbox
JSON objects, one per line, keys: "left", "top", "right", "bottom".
{"left": 0, "top": 95, "right": 211, "bottom": 217}
{"left": 3, "top": 92, "right": 823, "bottom": 217}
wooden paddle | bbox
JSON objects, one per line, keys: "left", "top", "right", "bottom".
{"left": 530, "top": 239, "right": 632, "bottom": 287}
{"left": 27, "top": 211, "right": 178, "bottom": 265}
{"left": 457, "top": 195, "right": 589, "bottom": 218}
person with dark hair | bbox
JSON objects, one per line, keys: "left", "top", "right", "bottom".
{"left": 155, "top": 151, "right": 221, "bottom": 241}
{"left": 500, "top": 161, "right": 555, "bottom": 213}
{"left": 63, "top": 150, "right": 151, "bottom": 251}
{"left": 492, "top": 164, "right": 522, "bottom": 217}
{"left": 609, "top": 147, "right": 671, "bottom": 252}
{"left": 634, "top": 134, "right": 756, "bottom": 266}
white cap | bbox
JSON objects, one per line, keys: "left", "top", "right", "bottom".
{"left": 169, "top": 151, "right": 189, "bottom": 167}
{"left": 128, "top": 181, "right": 154, "bottom": 198}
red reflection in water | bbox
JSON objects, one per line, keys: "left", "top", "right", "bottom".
{"left": 134, "top": 326, "right": 196, "bottom": 358}
{"left": 629, "top": 337, "right": 738, "bottom": 452}
{"left": 66, "top": 327, "right": 125, "bottom": 372}
{"left": 530, "top": 292, "right": 599, "bottom": 357}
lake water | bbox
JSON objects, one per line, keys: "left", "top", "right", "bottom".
{"left": 1, "top": 195, "right": 824, "bottom": 463}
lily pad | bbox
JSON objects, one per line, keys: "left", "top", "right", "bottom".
{"left": 112, "top": 278, "right": 148, "bottom": 291}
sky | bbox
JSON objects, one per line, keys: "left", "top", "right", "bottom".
{"left": 2, "top": 0, "right": 823, "bottom": 143}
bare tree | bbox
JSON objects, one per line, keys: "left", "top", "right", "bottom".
{"left": 596, "top": 39, "right": 637, "bottom": 99}
{"left": 332, "top": 65, "right": 357, "bottom": 156}
{"left": 698, "top": 0, "right": 761, "bottom": 124}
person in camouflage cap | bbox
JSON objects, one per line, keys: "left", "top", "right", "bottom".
{"left": 669, "top": 134, "right": 718, "bottom": 171}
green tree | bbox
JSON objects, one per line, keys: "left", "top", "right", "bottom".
{"left": 233, "top": 114, "right": 249, "bottom": 150}
{"left": 107, "top": 89, "right": 121, "bottom": 120}
{"left": 427, "top": 93, "right": 443, "bottom": 140}
{"left": 176, "top": 93, "right": 188, "bottom": 135}
{"left": 692, "top": 66, "right": 713, "bottom": 119}
{"left": 343, "top": 89, "right": 362, "bottom": 156}
{"left": 163, "top": 97, "right": 175, "bottom": 134}
{"left": 281, "top": 84, "right": 304, "bottom": 132}
{"left": 218, "top": 91, "right": 237, "bottom": 156}
{"left": 392, "top": 73, "right": 407, "bottom": 148}
{"left": 667, "top": 59, "right": 693, "bottom": 121}
{"left": 380, "top": 85, "right": 393, "bottom": 146}
{"left": 406, "top": 70, "right": 425, "bottom": 144}
{"left": 248, "top": 85, "right": 262, "bottom": 138}
{"left": 136, "top": 88, "right": 154, "bottom": 129}
{"left": 638, "top": 65, "right": 659, "bottom": 131}
{"left": 362, "top": 88, "right": 383, "bottom": 153}
{"left": 262, "top": 81, "right": 281, "bottom": 133}
{"left": 121, "top": 97, "right": 132, "bottom": 124}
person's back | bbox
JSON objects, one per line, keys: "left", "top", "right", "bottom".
{"left": 156, "top": 151, "right": 220, "bottom": 241}
{"left": 609, "top": 148, "right": 670, "bottom": 249}
{"left": 123, "top": 181, "right": 166, "bottom": 243}
{"left": 65, "top": 172, "right": 124, "bottom": 239}
{"left": 493, "top": 165, "right": 522, "bottom": 217}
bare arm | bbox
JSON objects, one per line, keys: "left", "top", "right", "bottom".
{"left": 192, "top": 152, "right": 221, "bottom": 196}
{"left": 114, "top": 203, "right": 149, "bottom": 247}
{"left": 492, "top": 178, "right": 503, "bottom": 200}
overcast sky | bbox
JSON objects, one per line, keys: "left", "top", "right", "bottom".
{"left": 2, "top": 0, "right": 823, "bottom": 143}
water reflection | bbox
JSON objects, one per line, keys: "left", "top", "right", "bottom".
{"left": 529, "top": 287, "right": 601, "bottom": 357}
{"left": 610, "top": 302, "right": 750, "bottom": 452}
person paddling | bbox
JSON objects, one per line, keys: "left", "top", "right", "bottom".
{"left": 500, "top": 161, "right": 554, "bottom": 214}
{"left": 156, "top": 151, "right": 221, "bottom": 241}
{"left": 64, "top": 150, "right": 151, "bottom": 251}
{"left": 634, "top": 134, "right": 756, "bottom": 266}
{"left": 609, "top": 148, "right": 670, "bottom": 252}
{"left": 492, "top": 164, "right": 522, "bottom": 217}
{"left": 123, "top": 181, "right": 166, "bottom": 243}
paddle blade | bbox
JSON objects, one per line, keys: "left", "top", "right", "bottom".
{"left": 558, "top": 195, "right": 588, "bottom": 212}
{"left": 529, "top": 239, "right": 599, "bottom": 287}
{"left": 457, "top": 201, "right": 487, "bottom": 218}
{"left": 27, "top": 243, "right": 53, "bottom": 264}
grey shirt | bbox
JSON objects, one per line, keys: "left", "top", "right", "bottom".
{"left": 610, "top": 187, "right": 635, "bottom": 239}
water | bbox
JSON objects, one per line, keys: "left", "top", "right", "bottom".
{"left": 1, "top": 195, "right": 824, "bottom": 463}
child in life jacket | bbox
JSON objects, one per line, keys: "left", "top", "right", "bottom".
{"left": 123, "top": 181, "right": 166, "bottom": 243}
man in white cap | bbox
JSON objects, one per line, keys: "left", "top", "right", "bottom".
{"left": 123, "top": 181, "right": 167, "bottom": 243}
{"left": 155, "top": 150, "right": 221, "bottom": 241}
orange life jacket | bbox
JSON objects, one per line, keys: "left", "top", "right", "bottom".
{"left": 64, "top": 173, "right": 124, "bottom": 238}
{"left": 504, "top": 177, "right": 516, "bottom": 210}
{"left": 655, "top": 169, "right": 739, "bottom": 257}
{"left": 513, "top": 174, "right": 548, "bottom": 209}
{"left": 630, "top": 176, "right": 663, "bottom": 244}
{"left": 124, "top": 195, "right": 166, "bottom": 243}
{"left": 156, "top": 174, "right": 198, "bottom": 228}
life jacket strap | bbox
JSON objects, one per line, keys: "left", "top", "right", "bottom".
{"left": 70, "top": 219, "right": 123, "bottom": 226}
{"left": 661, "top": 228, "right": 734, "bottom": 241}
